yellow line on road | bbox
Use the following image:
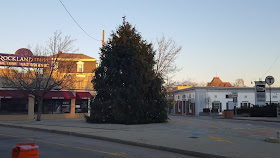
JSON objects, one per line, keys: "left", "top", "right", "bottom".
{"left": 0, "top": 133, "right": 134, "bottom": 158}
{"left": 208, "top": 135, "right": 233, "bottom": 144}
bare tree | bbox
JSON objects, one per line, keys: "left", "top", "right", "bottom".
{"left": 198, "top": 81, "right": 207, "bottom": 87}
{"left": 233, "top": 78, "right": 246, "bottom": 87}
{"left": 154, "top": 36, "right": 182, "bottom": 76}
{"left": 1, "top": 31, "right": 78, "bottom": 121}
{"left": 180, "top": 78, "right": 198, "bottom": 87}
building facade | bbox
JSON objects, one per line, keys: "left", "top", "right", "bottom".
{"left": 173, "top": 87, "right": 280, "bottom": 116}
{"left": 0, "top": 50, "right": 97, "bottom": 120}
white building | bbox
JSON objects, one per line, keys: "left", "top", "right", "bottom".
{"left": 173, "top": 87, "right": 280, "bottom": 116}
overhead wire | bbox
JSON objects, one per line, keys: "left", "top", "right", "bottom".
{"left": 261, "top": 55, "right": 279, "bottom": 79}
{"left": 59, "top": 0, "right": 102, "bottom": 41}
{"left": 251, "top": 55, "right": 279, "bottom": 83}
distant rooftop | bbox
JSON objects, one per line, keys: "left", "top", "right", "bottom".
{"left": 207, "top": 77, "right": 232, "bottom": 87}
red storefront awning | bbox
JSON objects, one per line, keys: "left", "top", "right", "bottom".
{"left": 0, "top": 90, "right": 29, "bottom": 99}
{"left": 44, "top": 91, "right": 75, "bottom": 99}
{"left": 76, "top": 92, "right": 92, "bottom": 99}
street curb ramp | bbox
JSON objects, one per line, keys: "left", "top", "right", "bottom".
{"left": 0, "top": 123, "right": 229, "bottom": 158}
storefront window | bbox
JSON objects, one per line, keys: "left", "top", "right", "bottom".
{"left": 75, "top": 99, "right": 88, "bottom": 113}
{"left": 0, "top": 99, "right": 28, "bottom": 115}
{"left": 34, "top": 99, "right": 71, "bottom": 114}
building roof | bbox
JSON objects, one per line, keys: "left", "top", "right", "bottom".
{"left": 173, "top": 86, "right": 280, "bottom": 94}
{"left": 207, "top": 77, "right": 232, "bottom": 87}
{"left": 178, "top": 85, "right": 192, "bottom": 90}
{"left": 51, "top": 52, "right": 95, "bottom": 60}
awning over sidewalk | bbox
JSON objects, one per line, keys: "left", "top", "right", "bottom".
{"left": 76, "top": 92, "right": 92, "bottom": 99}
{"left": 0, "top": 90, "right": 28, "bottom": 99}
{"left": 44, "top": 91, "right": 75, "bottom": 99}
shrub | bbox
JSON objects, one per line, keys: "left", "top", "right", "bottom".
{"left": 249, "top": 104, "right": 278, "bottom": 117}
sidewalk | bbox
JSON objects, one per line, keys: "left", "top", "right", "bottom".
{"left": 0, "top": 116, "right": 280, "bottom": 158}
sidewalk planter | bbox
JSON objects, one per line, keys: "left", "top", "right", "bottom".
{"left": 211, "top": 109, "right": 218, "bottom": 113}
{"left": 12, "top": 143, "right": 39, "bottom": 158}
{"left": 222, "top": 110, "right": 234, "bottom": 118}
{"left": 203, "top": 108, "right": 210, "bottom": 113}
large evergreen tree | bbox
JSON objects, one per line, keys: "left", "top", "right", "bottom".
{"left": 87, "top": 18, "right": 167, "bottom": 124}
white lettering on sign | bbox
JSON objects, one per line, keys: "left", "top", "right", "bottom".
{"left": 256, "top": 85, "right": 265, "bottom": 92}
{"left": 0, "top": 55, "right": 33, "bottom": 62}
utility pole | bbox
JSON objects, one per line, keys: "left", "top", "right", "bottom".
{"left": 270, "top": 85, "right": 272, "bottom": 105}
{"left": 101, "top": 30, "right": 105, "bottom": 59}
{"left": 102, "top": 30, "right": 105, "bottom": 49}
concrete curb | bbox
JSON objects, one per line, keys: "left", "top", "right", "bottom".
{"left": 0, "top": 123, "right": 229, "bottom": 158}
{"left": 232, "top": 118, "right": 280, "bottom": 123}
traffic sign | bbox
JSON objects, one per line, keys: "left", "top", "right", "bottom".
{"left": 265, "top": 76, "right": 275, "bottom": 85}
{"left": 173, "top": 100, "right": 178, "bottom": 104}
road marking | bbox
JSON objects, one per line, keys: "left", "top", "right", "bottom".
{"left": 189, "top": 120, "right": 223, "bottom": 128}
{"left": 208, "top": 135, "right": 233, "bottom": 143}
{"left": 192, "top": 133, "right": 201, "bottom": 136}
{"left": 0, "top": 133, "right": 134, "bottom": 158}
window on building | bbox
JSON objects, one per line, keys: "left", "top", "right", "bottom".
{"left": 214, "top": 95, "right": 217, "bottom": 98}
{"left": 241, "top": 102, "right": 250, "bottom": 108}
{"left": 226, "top": 94, "right": 232, "bottom": 99}
{"left": 75, "top": 99, "right": 88, "bottom": 113}
{"left": 212, "top": 102, "right": 221, "bottom": 112}
{"left": 0, "top": 99, "right": 28, "bottom": 115}
{"left": 273, "top": 96, "right": 277, "bottom": 98}
{"left": 77, "top": 61, "right": 84, "bottom": 73}
{"left": 35, "top": 99, "right": 71, "bottom": 114}
{"left": 244, "top": 95, "right": 247, "bottom": 98}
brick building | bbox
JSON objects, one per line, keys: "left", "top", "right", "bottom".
{"left": 0, "top": 50, "right": 97, "bottom": 120}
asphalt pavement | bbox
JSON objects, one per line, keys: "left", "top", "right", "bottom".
{"left": 0, "top": 126, "right": 194, "bottom": 158}
{"left": 0, "top": 115, "right": 280, "bottom": 158}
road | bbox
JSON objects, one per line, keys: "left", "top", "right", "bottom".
{"left": 169, "top": 115, "right": 280, "bottom": 141}
{"left": 0, "top": 126, "right": 195, "bottom": 158}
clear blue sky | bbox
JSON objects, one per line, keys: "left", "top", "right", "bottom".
{"left": 1, "top": 0, "right": 279, "bottom": 86}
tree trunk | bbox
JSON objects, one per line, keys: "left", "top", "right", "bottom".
{"left": 36, "top": 97, "right": 43, "bottom": 121}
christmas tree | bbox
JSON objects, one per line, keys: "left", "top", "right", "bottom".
{"left": 86, "top": 18, "right": 167, "bottom": 124}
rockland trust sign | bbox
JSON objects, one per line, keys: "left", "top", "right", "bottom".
{"left": 0, "top": 48, "right": 50, "bottom": 68}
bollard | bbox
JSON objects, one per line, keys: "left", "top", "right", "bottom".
{"left": 12, "top": 143, "right": 39, "bottom": 158}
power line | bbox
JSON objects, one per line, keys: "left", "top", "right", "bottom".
{"left": 250, "top": 55, "right": 279, "bottom": 84}
{"left": 261, "top": 55, "right": 279, "bottom": 79}
{"left": 59, "top": 0, "right": 102, "bottom": 41}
